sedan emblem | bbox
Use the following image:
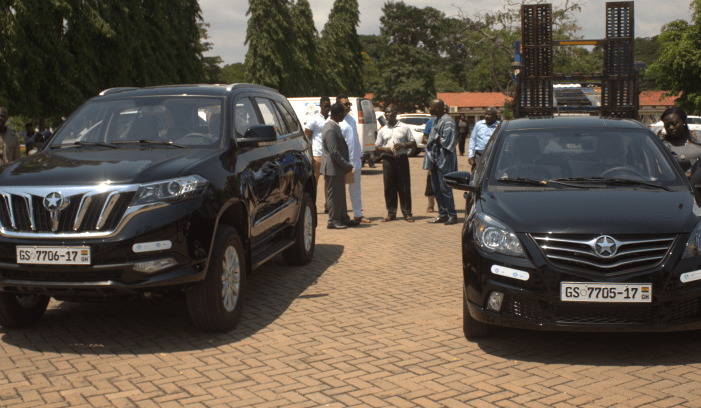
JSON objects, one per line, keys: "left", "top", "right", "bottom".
{"left": 43, "top": 192, "right": 64, "bottom": 212}
{"left": 594, "top": 235, "right": 618, "bottom": 258}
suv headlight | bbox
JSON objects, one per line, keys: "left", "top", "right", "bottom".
{"left": 131, "top": 175, "right": 209, "bottom": 207}
{"left": 473, "top": 213, "right": 525, "bottom": 257}
{"left": 683, "top": 220, "right": 701, "bottom": 258}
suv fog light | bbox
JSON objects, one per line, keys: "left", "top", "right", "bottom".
{"left": 134, "top": 258, "right": 177, "bottom": 273}
{"left": 486, "top": 291, "right": 505, "bottom": 312}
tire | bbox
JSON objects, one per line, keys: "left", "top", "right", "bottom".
{"left": 283, "top": 192, "right": 316, "bottom": 266}
{"left": 463, "top": 287, "right": 492, "bottom": 339}
{"left": 187, "top": 225, "right": 246, "bottom": 332}
{"left": 407, "top": 145, "right": 419, "bottom": 157}
{"left": 0, "top": 293, "right": 50, "bottom": 328}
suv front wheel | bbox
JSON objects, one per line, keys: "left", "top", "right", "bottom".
{"left": 187, "top": 225, "right": 247, "bottom": 332}
{"left": 0, "top": 293, "right": 50, "bottom": 328}
{"left": 283, "top": 192, "right": 315, "bottom": 266}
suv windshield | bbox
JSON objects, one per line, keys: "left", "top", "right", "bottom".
{"left": 488, "top": 128, "right": 684, "bottom": 188}
{"left": 50, "top": 96, "right": 223, "bottom": 148}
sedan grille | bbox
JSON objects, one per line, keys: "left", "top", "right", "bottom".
{"left": 531, "top": 234, "right": 676, "bottom": 274}
{"left": 0, "top": 189, "right": 135, "bottom": 234}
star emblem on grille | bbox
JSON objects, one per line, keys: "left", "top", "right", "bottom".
{"left": 43, "top": 192, "right": 64, "bottom": 212}
{"left": 594, "top": 235, "right": 618, "bottom": 258}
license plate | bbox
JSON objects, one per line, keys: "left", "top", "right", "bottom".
{"left": 561, "top": 282, "right": 651, "bottom": 303}
{"left": 17, "top": 246, "right": 91, "bottom": 265}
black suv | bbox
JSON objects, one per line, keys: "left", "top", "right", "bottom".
{"left": 0, "top": 84, "right": 317, "bottom": 332}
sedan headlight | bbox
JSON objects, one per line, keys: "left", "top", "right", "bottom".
{"left": 131, "top": 175, "right": 209, "bottom": 207}
{"left": 683, "top": 221, "right": 701, "bottom": 258}
{"left": 473, "top": 212, "right": 525, "bottom": 257}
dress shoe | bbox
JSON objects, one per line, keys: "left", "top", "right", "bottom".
{"left": 327, "top": 222, "right": 347, "bottom": 230}
{"left": 428, "top": 216, "right": 449, "bottom": 223}
{"left": 344, "top": 219, "right": 360, "bottom": 227}
{"left": 445, "top": 217, "right": 459, "bottom": 225}
{"left": 381, "top": 215, "right": 396, "bottom": 222}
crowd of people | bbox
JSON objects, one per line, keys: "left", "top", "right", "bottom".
{"left": 310, "top": 96, "right": 501, "bottom": 229}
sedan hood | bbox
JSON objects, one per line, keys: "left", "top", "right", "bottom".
{"left": 0, "top": 148, "right": 216, "bottom": 186}
{"left": 480, "top": 190, "right": 699, "bottom": 234}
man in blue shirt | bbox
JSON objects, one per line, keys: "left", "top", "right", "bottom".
{"left": 423, "top": 99, "right": 459, "bottom": 225}
{"left": 468, "top": 107, "right": 499, "bottom": 171}
{"left": 422, "top": 117, "right": 435, "bottom": 213}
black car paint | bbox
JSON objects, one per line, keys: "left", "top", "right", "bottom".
{"left": 459, "top": 117, "right": 701, "bottom": 332}
{"left": 0, "top": 85, "right": 316, "bottom": 296}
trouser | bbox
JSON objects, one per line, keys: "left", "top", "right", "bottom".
{"left": 313, "top": 157, "right": 328, "bottom": 211}
{"left": 458, "top": 132, "right": 468, "bottom": 155}
{"left": 347, "top": 168, "right": 363, "bottom": 218}
{"left": 325, "top": 175, "right": 350, "bottom": 225}
{"left": 382, "top": 155, "right": 412, "bottom": 217}
{"left": 471, "top": 150, "right": 483, "bottom": 173}
{"left": 430, "top": 168, "right": 457, "bottom": 219}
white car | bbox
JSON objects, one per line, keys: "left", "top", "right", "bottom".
{"left": 396, "top": 114, "right": 432, "bottom": 156}
{"left": 649, "top": 115, "right": 701, "bottom": 137}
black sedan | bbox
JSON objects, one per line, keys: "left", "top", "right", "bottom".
{"left": 446, "top": 116, "right": 701, "bottom": 338}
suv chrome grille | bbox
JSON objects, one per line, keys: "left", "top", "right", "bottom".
{"left": 0, "top": 187, "right": 137, "bottom": 235}
{"left": 531, "top": 233, "right": 676, "bottom": 274}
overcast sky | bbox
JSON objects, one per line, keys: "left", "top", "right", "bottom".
{"left": 200, "top": 0, "right": 693, "bottom": 66}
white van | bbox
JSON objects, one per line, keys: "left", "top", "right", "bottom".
{"left": 288, "top": 96, "right": 378, "bottom": 166}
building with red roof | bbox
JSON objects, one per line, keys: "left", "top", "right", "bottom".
{"left": 639, "top": 91, "right": 679, "bottom": 124}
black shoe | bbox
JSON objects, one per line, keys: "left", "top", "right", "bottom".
{"left": 327, "top": 222, "right": 347, "bottom": 230}
{"left": 428, "top": 216, "right": 449, "bottom": 223}
{"left": 368, "top": 161, "right": 376, "bottom": 168}
{"left": 445, "top": 217, "right": 459, "bottom": 225}
{"left": 344, "top": 220, "right": 360, "bottom": 227}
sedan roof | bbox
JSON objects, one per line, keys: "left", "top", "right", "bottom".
{"left": 505, "top": 116, "right": 647, "bottom": 131}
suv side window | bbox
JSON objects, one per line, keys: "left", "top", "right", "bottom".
{"left": 255, "top": 98, "right": 284, "bottom": 137}
{"left": 275, "top": 101, "right": 300, "bottom": 134}
{"left": 235, "top": 98, "right": 260, "bottom": 138}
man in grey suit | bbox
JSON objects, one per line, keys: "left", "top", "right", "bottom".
{"left": 321, "top": 103, "right": 359, "bottom": 229}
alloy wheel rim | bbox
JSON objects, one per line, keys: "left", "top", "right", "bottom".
{"left": 304, "top": 206, "right": 313, "bottom": 252}
{"left": 221, "top": 245, "right": 241, "bottom": 312}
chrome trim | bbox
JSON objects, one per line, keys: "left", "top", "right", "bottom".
{"left": 532, "top": 235, "right": 675, "bottom": 247}
{"left": 17, "top": 193, "right": 35, "bottom": 231}
{"left": 537, "top": 244, "right": 670, "bottom": 258}
{"left": 252, "top": 198, "right": 297, "bottom": 227}
{"left": 547, "top": 254, "right": 664, "bottom": 269}
{"left": 96, "top": 192, "right": 120, "bottom": 230}
{"left": 73, "top": 195, "right": 92, "bottom": 231}
{"left": 1, "top": 193, "right": 15, "bottom": 229}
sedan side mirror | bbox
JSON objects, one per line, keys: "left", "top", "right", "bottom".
{"left": 444, "top": 171, "right": 475, "bottom": 192}
{"left": 237, "top": 124, "right": 277, "bottom": 147}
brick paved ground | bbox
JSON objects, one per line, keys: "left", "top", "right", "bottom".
{"left": 2, "top": 154, "right": 701, "bottom": 407}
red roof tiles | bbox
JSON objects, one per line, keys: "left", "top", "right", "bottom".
{"left": 639, "top": 91, "right": 679, "bottom": 107}
{"left": 437, "top": 92, "right": 512, "bottom": 108}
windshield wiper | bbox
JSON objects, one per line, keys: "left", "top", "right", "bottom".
{"left": 111, "top": 139, "right": 186, "bottom": 148}
{"left": 497, "top": 177, "right": 548, "bottom": 186}
{"left": 50, "top": 141, "right": 118, "bottom": 149}
{"left": 550, "top": 177, "right": 670, "bottom": 191}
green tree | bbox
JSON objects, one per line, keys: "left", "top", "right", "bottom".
{"left": 649, "top": 0, "right": 701, "bottom": 112}
{"left": 635, "top": 36, "right": 660, "bottom": 90}
{"left": 290, "top": 0, "right": 323, "bottom": 96}
{"left": 319, "top": 0, "right": 364, "bottom": 95}
{"left": 372, "top": 1, "right": 445, "bottom": 112}
{"left": 219, "top": 63, "right": 247, "bottom": 84}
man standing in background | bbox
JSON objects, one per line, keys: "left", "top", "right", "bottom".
{"left": 468, "top": 107, "right": 499, "bottom": 172}
{"left": 0, "top": 107, "right": 20, "bottom": 165}
{"left": 337, "top": 94, "right": 371, "bottom": 224}
{"left": 423, "top": 99, "right": 458, "bottom": 225}
{"left": 24, "top": 123, "right": 36, "bottom": 152}
{"left": 304, "top": 97, "right": 331, "bottom": 213}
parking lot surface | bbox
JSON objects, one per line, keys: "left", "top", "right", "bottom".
{"left": 2, "top": 154, "right": 701, "bottom": 408}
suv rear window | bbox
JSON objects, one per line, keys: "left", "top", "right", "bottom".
{"left": 51, "top": 97, "right": 224, "bottom": 148}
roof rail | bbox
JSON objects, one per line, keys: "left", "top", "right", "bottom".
{"left": 99, "top": 87, "right": 140, "bottom": 96}
{"left": 225, "top": 83, "right": 279, "bottom": 93}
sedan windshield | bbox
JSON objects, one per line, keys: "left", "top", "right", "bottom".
{"left": 489, "top": 128, "right": 684, "bottom": 188}
{"left": 50, "top": 97, "right": 223, "bottom": 148}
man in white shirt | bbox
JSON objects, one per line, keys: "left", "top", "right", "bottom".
{"left": 375, "top": 104, "right": 416, "bottom": 222}
{"left": 304, "top": 97, "right": 331, "bottom": 213}
{"left": 337, "top": 95, "right": 371, "bottom": 223}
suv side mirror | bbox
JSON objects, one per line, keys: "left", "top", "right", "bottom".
{"left": 444, "top": 171, "right": 475, "bottom": 192}
{"left": 237, "top": 124, "right": 277, "bottom": 147}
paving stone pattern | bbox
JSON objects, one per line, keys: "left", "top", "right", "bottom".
{"left": 2, "top": 155, "right": 701, "bottom": 407}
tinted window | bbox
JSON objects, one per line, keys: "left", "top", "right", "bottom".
{"left": 255, "top": 98, "right": 283, "bottom": 136}
{"left": 235, "top": 98, "right": 261, "bottom": 138}
{"left": 400, "top": 117, "right": 431, "bottom": 126}
{"left": 275, "top": 101, "right": 300, "bottom": 133}
{"left": 361, "top": 100, "right": 375, "bottom": 124}
{"left": 489, "top": 128, "right": 682, "bottom": 185}
{"left": 51, "top": 97, "right": 224, "bottom": 147}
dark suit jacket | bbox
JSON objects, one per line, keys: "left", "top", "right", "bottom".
{"left": 320, "top": 120, "right": 353, "bottom": 176}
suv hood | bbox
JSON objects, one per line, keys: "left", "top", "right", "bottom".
{"left": 480, "top": 190, "right": 699, "bottom": 234}
{"left": 0, "top": 148, "right": 217, "bottom": 186}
